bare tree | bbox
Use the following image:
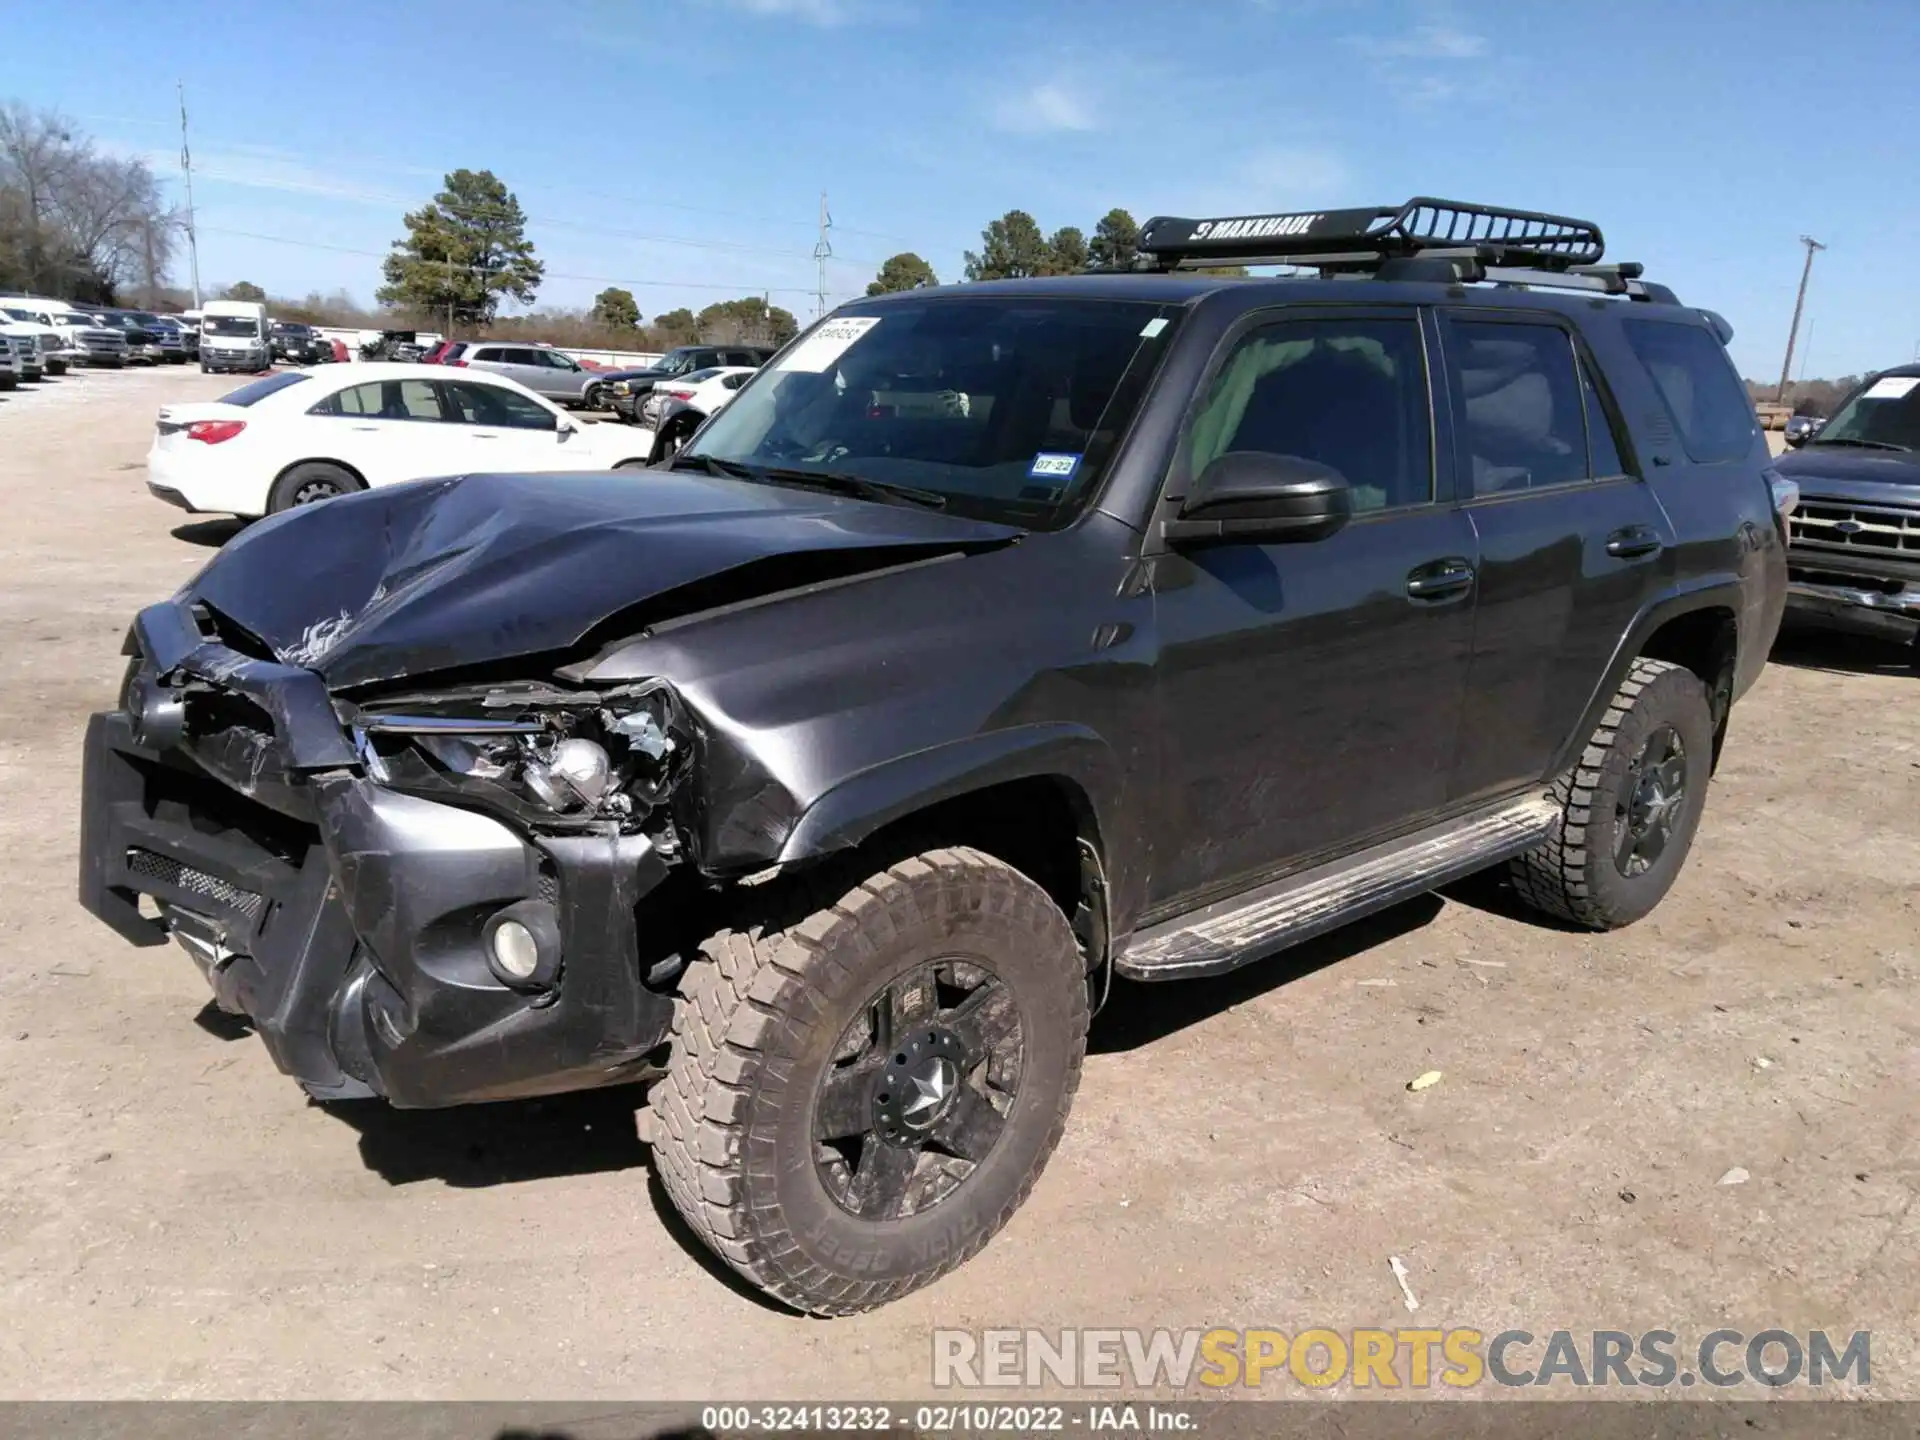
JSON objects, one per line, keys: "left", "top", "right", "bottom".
{"left": 0, "top": 101, "right": 179, "bottom": 300}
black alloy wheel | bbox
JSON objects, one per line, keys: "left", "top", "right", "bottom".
{"left": 813, "top": 960, "right": 1023, "bottom": 1221}
{"left": 1615, "top": 724, "right": 1687, "bottom": 878}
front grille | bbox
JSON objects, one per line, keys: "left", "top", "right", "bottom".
{"left": 125, "top": 847, "right": 266, "bottom": 922}
{"left": 80, "top": 331, "right": 125, "bottom": 352}
{"left": 1789, "top": 501, "right": 1920, "bottom": 557}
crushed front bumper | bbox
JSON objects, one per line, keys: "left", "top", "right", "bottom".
{"left": 77, "top": 603, "right": 678, "bottom": 1107}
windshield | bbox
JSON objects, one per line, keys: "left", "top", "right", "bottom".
{"left": 204, "top": 316, "right": 261, "bottom": 337}
{"left": 3, "top": 308, "right": 43, "bottom": 324}
{"left": 1813, "top": 374, "right": 1920, "bottom": 454}
{"left": 656, "top": 349, "right": 702, "bottom": 375}
{"left": 685, "top": 295, "right": 1182, "bottom": 528}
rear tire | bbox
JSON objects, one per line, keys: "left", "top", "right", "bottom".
{"left": 267, "top": 462, "right": 362, "bottom": 513}
{"left": 646, "top": 848, "right": 1088, "bottom": 1316}
{"left": 1510, "top": 657, "right": 1713, "bottom": 930}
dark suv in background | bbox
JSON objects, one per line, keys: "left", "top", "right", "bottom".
{"left": 601, "top": 343, "right": 775, "bottom": 419}
{"left": 1776, "top": 365, "right": 1920, "bottom": 666}
{"left": 79, "top": 198, "right": 1789, "bottom": 1317}
{"left": 271, "top": 321, "right": 328, "bottom": 366}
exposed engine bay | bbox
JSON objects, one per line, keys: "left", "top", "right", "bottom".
{"left": 342, "top": 679, "right": 695, "bottom": 859}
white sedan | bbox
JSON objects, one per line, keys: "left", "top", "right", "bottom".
{"left": 145, "top": 363, "right": 660, "bottom": 517}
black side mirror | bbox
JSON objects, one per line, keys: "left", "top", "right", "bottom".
{"left": 1784, "top": 427, "right": 1808, "bottom": 449}
{"left": 1163, "top": 452, "right": 1353, "bottom": 547}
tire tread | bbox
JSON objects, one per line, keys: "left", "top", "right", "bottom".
{"left": 645, "top": 847, "right": 1087, "bottom": 1316}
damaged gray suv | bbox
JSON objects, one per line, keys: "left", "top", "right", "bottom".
{"left": 80, "top": 198, "right": 1790, "bottom": 1314}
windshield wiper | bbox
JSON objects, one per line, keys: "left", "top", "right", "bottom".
{"left": 751, "top": 466, "right": 949, "bottom": 510}
{"left": 669, "top": 454, "right": 949, "bottom": 510}
{"left": 668, "top": 453, "right": 760, "bottom": 480}
{"left": 1812, "top": 436, "right": 1913, "bottom": 453}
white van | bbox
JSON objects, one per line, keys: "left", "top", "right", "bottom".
{"left": 199, "top": 299, "right": 271, "bottom": 374}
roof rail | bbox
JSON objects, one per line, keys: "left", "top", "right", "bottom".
{"left": 1136, "top": 196, "right": 1607, "bottom": 273}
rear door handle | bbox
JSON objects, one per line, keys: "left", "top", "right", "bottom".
{"left": 1406, "top": 558, "right": 1476, "bottom": 601}
{"left": 1605, "top": 526, "right": 1663, "bottom": 560}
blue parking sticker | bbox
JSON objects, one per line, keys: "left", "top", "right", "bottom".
{"left": 1029, "top": 452, "right": 1081, "bottom": 480}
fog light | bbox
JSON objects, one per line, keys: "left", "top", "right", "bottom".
{"left": 481, "top": 899, "right": 563, "bottom": 990}
{"left": 491, "top": 920, "right": 540, "bottom": 981}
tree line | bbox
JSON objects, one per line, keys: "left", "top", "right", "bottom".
{"left": 0, "top": 103, "right": 180, "bottom": 303}
{"left": 863, "top": 207, "right": 1250, "bottom": 295}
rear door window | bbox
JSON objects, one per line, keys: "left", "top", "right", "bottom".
{"left": 1446, "top": 319, "right": 1593, "bottom": 495}
{"left": 1623, "top": 319, "right": 1758, "bottom": 464}
{"left": 314, "top": 379, "right": 444, "bottom": 420}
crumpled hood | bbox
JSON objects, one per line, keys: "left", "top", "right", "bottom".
{"left": 187, "top": 469, "right": 1021, "bottom": 690}
{"left": 1776, "top": 447, "right": 1920, "bottom": 505}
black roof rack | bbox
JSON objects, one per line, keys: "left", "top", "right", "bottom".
{"left": 1138, "top": 196, "right": 1605, "bottom": 270}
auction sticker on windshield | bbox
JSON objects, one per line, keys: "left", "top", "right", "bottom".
{"left": 1863, "top": 375, "right": 1919, "bottom": 401}
{"left": 778, "top": 316, "right": 882, "bottom": 373}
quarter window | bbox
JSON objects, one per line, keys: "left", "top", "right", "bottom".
{"left": 1190, "top": 315, "right": 1433, "bottom": 512}
{"left": 1622, "top": 318, "right": 1758, "bottom": 465}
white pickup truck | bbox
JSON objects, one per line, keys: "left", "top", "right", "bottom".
{"left": 0, "top": 298, "right": 127, "bottom": 369}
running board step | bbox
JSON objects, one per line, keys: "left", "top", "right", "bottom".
{"left": 1116, "top": 793, "right": 1559, "bottom": 981}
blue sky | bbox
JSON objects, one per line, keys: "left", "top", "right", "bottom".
{"left": 10, "top": 0, "right": 1916, "bottom": 378}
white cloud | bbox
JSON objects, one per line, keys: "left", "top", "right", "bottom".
{"left": 104, "top": 137, "right": 417, "bottom": 209}
{"left": 1356, "top": 23, "right": 1489, "bottom": 59}
{"left": 988, "top": 81, "right": 1098, "bottom": 135}
{"left": 707, "top": 0, "right": 858, "bottom": 24}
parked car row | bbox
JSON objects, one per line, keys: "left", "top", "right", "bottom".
{"left": 0, "top": 295, "right": 138, "bottom": 380}
{"left": 375, "top": 338, "right": 777, "bottom": 419}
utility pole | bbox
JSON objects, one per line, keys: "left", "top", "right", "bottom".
{"left": 177, "top": 81, "right": 202, "bottom": 308}
{"left": 1776, "top": 235, "right": 1825, "bottom": 403}
{"left": 813, "top": 192, "right": 832, "bottom": 319}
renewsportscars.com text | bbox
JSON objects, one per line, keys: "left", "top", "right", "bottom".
{"left": 932, "top": 1327, "right": 1871, "bottom": 1391}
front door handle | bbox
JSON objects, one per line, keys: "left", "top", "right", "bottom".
{"left": 1406, "top": 558, "right": 1476, "bottom": 601}
{"left": 1605, "top": 526, "right": 1663, "bottom": 560}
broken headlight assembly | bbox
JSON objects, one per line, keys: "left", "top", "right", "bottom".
{"left": 343, "top": 680, "right": 692, "bottom": 849}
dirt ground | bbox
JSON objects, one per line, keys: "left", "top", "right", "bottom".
{"left": 0, "top": 366, "right": 1913, "bottom": 1403}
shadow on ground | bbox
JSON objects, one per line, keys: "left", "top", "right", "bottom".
{"left": 1091, "top": 893, "right": 1446, "bottom": 1054}
{"left": 171, "top": 517, "right": 248, "bottom": 548}
{"left": 1769, "top": 618, "right": 1916, "bottom": 678}
{"left": 321, "top": 1082, "right": 652, "bottom": 1187}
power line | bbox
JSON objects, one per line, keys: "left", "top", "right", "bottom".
{"left": 196, "top": 224, "right": 832, "bottom": 298}
{"left": 83, "top": 111, "right": 916, "bottom": 243}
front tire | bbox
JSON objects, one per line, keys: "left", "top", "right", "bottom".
{"left": 267, "top": 461, "right": 362, "bottom": 513}
{"left": 1510, "top": 657, "right": 1713, "bottom": 930}
{"left": 647, "top": 847, "right": 1088, "bottom": 1315}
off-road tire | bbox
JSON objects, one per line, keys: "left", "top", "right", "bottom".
{"left": 267, "top": 462, "right": 362, "bottom": 513}
{"left": 1509, "top": 657, "right": 1714, "bottom": 930}
{"left": 645, "top": 847, "right": 1089, "bottom": 1315}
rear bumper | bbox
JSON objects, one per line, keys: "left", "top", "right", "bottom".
{"left": 78, "top": 622, "right": 678, "bottom": 1107}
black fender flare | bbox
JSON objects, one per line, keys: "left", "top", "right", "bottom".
{"left": 774, "top": 722, "right": 1125, "bottom": 873}
{"left": 1548, "top": 575, "right": 1745, "bottom": 779}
